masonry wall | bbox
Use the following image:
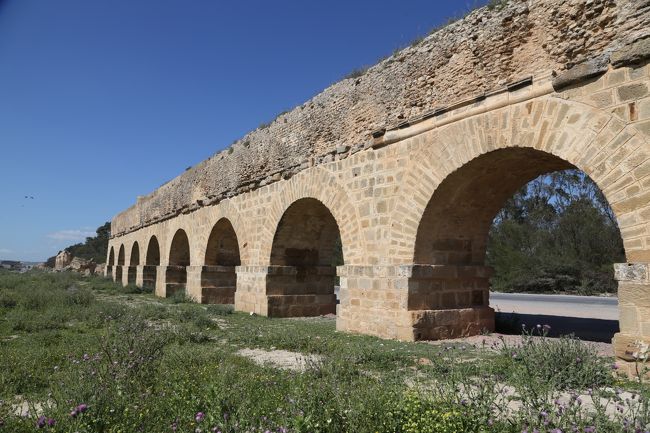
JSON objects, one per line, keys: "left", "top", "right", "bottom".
{"left": 111, "top": 0, "right": 650, "bottom": 236}
{"left": 107, "top": 0, "right": 650, "bottom": 370}
{"left": 108, "top": 60, "right": 650, "bottom": 367}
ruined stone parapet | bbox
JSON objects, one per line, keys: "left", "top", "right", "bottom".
{"left": 111, "top": 0, "right": 650, "bottom": 237}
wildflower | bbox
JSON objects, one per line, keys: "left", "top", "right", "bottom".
{"left": 47, "top": 418, "right": 56, "bottom": 427}
{"left": 36, "top": 416, "right": 46, "bottom": 428}
{"left": 584, "top": 427, "right": 595, "bottom": 433}
{"left": 77, "top": 403, "right": 88, "bottom": 413}
{"left": 543, "top": 324, "right": 551, "bottom": 331}
{"left": 195, "top": 412, "right": 205, "bottom": 422}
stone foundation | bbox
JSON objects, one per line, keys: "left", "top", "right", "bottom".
{"left": 142, "top": 265, "right": 157, "bottom": 289}
{"left": 234, "top": 265, "right": 336, "bottom": 317}
{"left": 200, "top": 265, "right": 237, "bottom": 304}
{"left": 165, "top": 265, "right": 187, "bottom": 297}
{"left": 613, "top": 262, "right": 650, "bottom": 374}
{"left": 336, "top": 265, "right": 494, "bottom": 340}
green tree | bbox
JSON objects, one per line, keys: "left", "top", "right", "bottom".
{"left": 64, "top": 222, "right": 111, "bottom": 263}
{"left": 487, "top": 170, "right": 625, "bottom": 295}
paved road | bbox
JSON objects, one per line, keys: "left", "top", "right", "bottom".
{"left": 489, "top": 292, "right": 619, "bottom": 342}
{"left": 490, "top": 292, "right": 618, "bottom": 320}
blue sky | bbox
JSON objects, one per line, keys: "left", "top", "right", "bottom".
{"left": 0, "top": 0, "right": 488, "bottom": 262}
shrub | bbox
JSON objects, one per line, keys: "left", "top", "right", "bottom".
{"left": 0, "top": 291, "right": 17, "bottom": 308}
{"left": 394, "top": 391, "right": 470, "bottom": 433}
{"left": 206, "top": 304, "right": 234, "bottom": 315}
{"left": 169, "top": 289, "right": 192, "bottom": 304}
{"left": 498, "top": 326, "right": 613, "bottom": 391}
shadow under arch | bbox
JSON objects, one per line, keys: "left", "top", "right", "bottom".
{"left": 166, "top": 229, "right": 190, "bottom": 296}
{"left": 127, "top": 241, "right": 140, "bottom": 285}
{"left": 116, "top": 244, "right": 125, "bottom": 283}
{"left": 259, "top": 167, "right": 364, "bottom": 266}
{"left": 409, "top": 147, "right": 625, "bottom": 340}
{"left": 267, "top": 197, "right": 342, "bottom": 317}
{"left": 201, "top": 218, "right": 241, "bottom": 304}
{"left": 143, "top": 236, "right": 160, "bottom": 289}
{"left": 107, "top": 246, "right": 115, "bottom": 278}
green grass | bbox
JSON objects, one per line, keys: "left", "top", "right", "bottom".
{"left": 0, "top": 270, "right": 648, "bottom": 432}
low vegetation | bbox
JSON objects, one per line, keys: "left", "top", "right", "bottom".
{"left": 0, "top": 271, "right": 647, "bottom": 432}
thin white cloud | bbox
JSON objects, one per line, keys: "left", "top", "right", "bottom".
{"left": 47, "top": 229, "right": 95, "bottom": 242}
{"left": 0, "top": 248, "right": 12, "bottom": 254}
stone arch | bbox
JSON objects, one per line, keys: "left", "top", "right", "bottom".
{"left": 106, "top": 246, "right": 115, "bottom": 278}
{"left": 108, "top": 246, "right": 115, "bottom": 266}
{"left": 200, "top": 218, "right": 241, "bottom": 304}
{"left": 392, "top": 96, "right": 650, "bottom": 265}
{"left": 385, "top": 96, "right": 650, "bottom": 340}
{"left": 116, "top": 244, "right": 125, "bottom": 283}
{"left": 266, "top": 197, "right": 342, "bottom": 316}
{"left": 166, "top": 229, "right": 190, "bottom": 296}
{"left": 127, "top": 241, "right": 140, "bottom": 285}
{"left": 117, "top": 244, "right": 125, "bottom": 265}
{"left": 191, "top": 202, "right": 248, "bottom": 266}
{"left": 259, "top": 167, "right": 363, "bottom": 266}
{"left": 143, "top": 235, "right": 160, "bottom": 289}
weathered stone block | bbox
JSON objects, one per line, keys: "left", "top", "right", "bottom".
{"left": 611, "top": 37, "right": 650, "bottom": 68}
{"left": 617, "top": 83, "right": 649, "bottom": 102}
{"left": 614, "top": 263, "right": 648, "bottom": 282}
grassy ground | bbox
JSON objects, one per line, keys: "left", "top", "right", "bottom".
{"left": 0, "top": 271, "right": 648, "bottom": 432}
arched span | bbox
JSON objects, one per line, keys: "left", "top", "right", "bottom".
{"left": 146, "top": 236, "right": 160, "bottom": 266}
{"left": 115, "top": 244, "right": 126, "bottom": 283}
{"left": 259, "top": 167, "right": 363, "bottom": 266}
{"left": 117, "top": 245, "right": 125, "bottom": 265}
{"left": 143, "top": 236, "right": 160, "bottom": 289}
{"left": 166, "top": 229, "right": 190, "bottom": 297}
{"left": 127, "top": 241, "right": 140, "bottom": 285}
{"left": 108, "top": 246, "right": 115, "bottom": 266}
{"left": 392, "top": 97, "right": 650, "bottom": 264}
{"left": 168, "top": 229, "right": 190, "bottom": 266}
{"left": 266, "top": 197, "right": 342, "bottom": 317}
{"left": 201, "top": 218, "right": 241, "bottom": 304}
{"left": 205, "top": 218, "right": 241, "bottom": 266}
{"left": 106, "top": 246, "right": 115, "bottom": 279}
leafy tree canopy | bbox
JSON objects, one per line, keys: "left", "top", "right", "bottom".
{"left": 487, "top": 170, "right": 624, "bottom": 295}
{"left": 62, "top": 222, "right": 111, "bottom": 264}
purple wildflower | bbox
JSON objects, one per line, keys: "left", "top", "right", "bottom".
{"left": 37, "top": 416, "right": 46, "bottom": 428}
{"left": 195, "top": 412, "right": 205, "bottom": 422}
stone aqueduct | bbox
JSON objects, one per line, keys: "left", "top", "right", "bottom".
{"left": 106, "top": 1, "right": 650, "bottom": 369}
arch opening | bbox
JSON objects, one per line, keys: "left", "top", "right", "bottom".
{"left": 201, "top": 218, "right": 241, "bottom": 304}
{"left": 116, "top": 245, "right": 125, "bottom": 283}
{"left": 166, "top": 230, "right": 190, "bottom": 297}
{"left": 268, "top": 198, "right": 343, "bottom": 317}
{"left": 412, "top": 148, "right": 624, "bottom": 339}
{"left": 107, "top": 246, "right": 115, "bottom": 278}
{"left": 143, "top": 236, "right": 160, "bottom": 289}
{"left": 127, "top": 242, "right": 140, "bottom": 285}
